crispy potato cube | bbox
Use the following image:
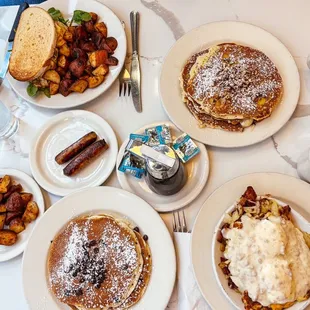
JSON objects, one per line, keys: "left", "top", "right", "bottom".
{"left": 88, "top": 76, "right": 104, "bottom": 88}
{"left": 56, "top": 37, "right": 66, "bottom": 48}
{"left": 55, "top": 21, "right": 67, "bottom": 37}
{"left": 49, "top": 82, "right": 59, "bottom": 95}
{"left": 90, "top": 12, "right": 98, "bottom": 23}
{"left": 0, "top": 204, "right": 5, "bottom": 212}
{"left": 3, "top": 184, "right": 22, "bottom": 200}
{"left": 79, "top": 75, "right": 90, "bottom": 81}
{"left": 89, "top": 50, "right": 108, "bottom": 68}
{"left": 63, "top": 30, "right": 74, "bottom": 42}
{"left": 0, "top": 214, "right": 6, "bottom": 230}
{"left": 43, "top": 70, "right": 61, "bottom": 84}
{"left": 20, "top": 193, "right": 33, "bottom": 206}
{"left": 59, "top": 43, "right": 71, "bottom": 57}
{"left": 56, "top": 66, "right": 67, "bottom": 77}
{"left": 69, "top": 80, "right": 88, "bottom": 93}
{"left": 0, "top": 230, "right": 17, "bottom": 246}
{"left": 22, "top": 201, "right": 39, "bottom": 223}
{"left": 47, "top": 59, "right": 57, "bottom": 70}
{"left": 58, "top": 55, "right": 69, "bottom": 69}
{"left": 6, "top": 192, "right": 24, "bottom": 212}
{"left": 9, "top": 218, "right": 25, "bottom": 234}
{"left": 0, "top": 193, "right": 2, "bottom": 203}
{"left": 0, "top": 175, "right": 11, "bottom": 193}
{"left": 68, "top": 26, "right": 75, "bottom": 34}
{"left": 94, "top": 22, "right": 107, "bottom": 37}
{"left": 92, "top": 64, "right": 109, "bottom": 76}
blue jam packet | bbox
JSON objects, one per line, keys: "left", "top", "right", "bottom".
{"left": 172, "top": 133, "right": 200, "bottom": 163}
{"left": 145, "top": 124, "right": 172, "bottom": 146}
{"left": 118, "top": 152, "right": 146, "bottom": 179}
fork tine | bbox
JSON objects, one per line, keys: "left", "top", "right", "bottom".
{"left": 177, "top": 211, "right": 182, "bottom": 232}
{"left": 128, "top": 83, "right": 131, "bottom": 96}
{"left": 119, "top": 82, "right": 123, "bottom": 97}
{"left": 172, "top": 212, "right": 176, "bottom": 232}
{"left": 123, "top": 82, "right": 127, "bottom": 96}
{"left": 182, "top": 210, "right": 188, "bottom": 232}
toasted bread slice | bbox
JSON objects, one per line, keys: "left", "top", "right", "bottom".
{"left": 9, "top": 7, "right": 56, "bottom": 81}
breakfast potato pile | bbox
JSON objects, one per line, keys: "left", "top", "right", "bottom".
{"left": 0, "top": 175, "right": 39, "bottom": 246}
{"left": 30, "top": 11, "right": 119, "bottom": 97}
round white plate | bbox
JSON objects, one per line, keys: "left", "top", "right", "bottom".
{"left": 160, "top": 21, "right": 300, "bottom": 148}
{"left": 22, "top": 186, "right": 176, "bottom": 310}
{"left": 29, "top": 110, "right": 118, "bottom": 197}
{"left": 7, "top": 0, "right": 126, "bottom": 109}
{"left": 116, "top": 121, "right": 209, "bottom": 212}
{"left": 191, "top": 173, "right": 310, "bottom": 310}
{"left": 212, "top": 197, "right": 310, "bottom": 310}
{"left": 0, "top": 168, "right": 44, "bottom": 262}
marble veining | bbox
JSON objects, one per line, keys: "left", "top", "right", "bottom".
{"left": 271, "top": 136, "right": 297, "bottom": 169}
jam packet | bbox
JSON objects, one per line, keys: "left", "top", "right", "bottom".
{"left": 145, "top": 125, "right": 172, "bottom": 146}
{"left": 172, "top": 133, "right": 200, "bottom": 163}
{"left": 118, "top": 152, "right": 146, "bottom": 179}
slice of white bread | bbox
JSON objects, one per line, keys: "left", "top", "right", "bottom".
{"left": 9, "top": 7, "right": 56, "bottom": 81}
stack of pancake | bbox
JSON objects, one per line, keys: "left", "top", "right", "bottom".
{"left": 180, "top": 43, "right": 284, "bottom": 132}
{"left": 47, "top": 214, "right": 152, "bottom": 309}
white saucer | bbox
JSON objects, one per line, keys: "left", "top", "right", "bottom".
{"left": 22, "top": 186, "right": 176, "bottom": 310}
{"left": 0, "top": 168, "right": 44, "bottom": 262}
{"left": 30, "top": 110, "right": 118, "bottom": 197}
{"left": 116, "top": 121, "right": 209, "bottom": 212}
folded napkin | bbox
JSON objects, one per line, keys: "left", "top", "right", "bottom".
{"left": 0, "top": 0, "right": 46, "bottom": 6}
{"left": 168, "top": 232, "right": 210, "bottom": 310}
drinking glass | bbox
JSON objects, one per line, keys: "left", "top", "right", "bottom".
{"left": 0, "top": 100, "right": 19, "bottom": 139}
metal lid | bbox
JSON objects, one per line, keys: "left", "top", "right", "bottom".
{"left": 146, "top": 145, "right": 179, "bottom": 180}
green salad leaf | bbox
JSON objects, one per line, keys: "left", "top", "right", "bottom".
{"left": 71, "top": 10, "right": 92, "bottom": 24}
{"left": 27, "top": 83, "right": 38, "bottom": 97}
{"left": 48, "top": 7, "right": 68, "bottom": 24}
{"left": 42, "top": 88, "right": 51, "bottom": 98}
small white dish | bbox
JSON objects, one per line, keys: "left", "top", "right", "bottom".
{"left": 191, "top": 173, "right": 310, "bottom": 310}
{"left": 22, "top": 186, "right": 176, "bottom": 310}
{"left": 116, "top": 121, "right": 209, "bottom": 212}
{"left": 212, "top": 197, "right": 310, "bottom": 310}
{"left": 6, "top": 0, "right": 126, "bottom": 109}
{"left": 0, "top": 168, "right": 44, "bottom": 262}
{"left": 160, "top": 21, "right": 300, "bottom": 147}
{"left": 29, "top": 110, "right": 118, "bottom": 197}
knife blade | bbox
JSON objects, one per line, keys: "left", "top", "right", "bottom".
{"left": 0, "top": 2, "right": 29, "bottom": 86}
{"left": 130, "top": 11, "right": 142, "bottom": 113}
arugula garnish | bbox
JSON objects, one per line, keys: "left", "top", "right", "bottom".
{"left": 42, "top": 88, "right": 51, "bottom": 98}
{"left": 27, "top": 83, "right": 38, "bottom": 97}
{"left": 71, "top": 10, "right": 92, "bottom": 25}
{"left": 48, "top": 7, "right": 68, "bottom": 25}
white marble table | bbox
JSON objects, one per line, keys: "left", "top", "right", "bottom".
{"left": 1, "top": 0, "right": 310, "bottom": 309}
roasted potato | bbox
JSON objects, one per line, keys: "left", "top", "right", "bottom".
{"left": 0, "top": 193, "right": 2, "bottom": 203}
{"left": 63, "top": 30, "right": 74, "bottom": 42}
{"left": 55, "top": 21, "right": 67, "bottom": 37}
{"left": 92, "top": 64, "right": 109, "bottom": 76}
{"left": 80, "top": 42, "right": 96, "bottom": 52}
{"left": 88, "top": 75, "right": 104, "bottom": 88}
{"left": 95, "top": 22, "right": 107, "bottom": 37}
{"left": 47, "top": 59, "right": 57, "bottom": 70}
{"left": 56, "top": 37, "right": 66, "bottom": 48}
{"left": 0, "top": 230, "right": 17, "bottom": 246}
{"left": 9, "top": 218, "right": 25, "bottom": 234}
{"left": 69, "top": 80, "right": 88, "bottom": 93}
{"left": 84, "top": 20, "right": 95, "bottom": 33}
{"left": 71, "top": 47, "right": 88, "bottom": 61}
{"left": 49, "top": 82, "right": 59, "bottom": 95}
{"left": 20, "top": 193, "right": 33, "bottom": 206}
{"left": 22, "top": 201, "right": 39, "bottom": 223}
{"left": 6, "top": 192, "right": 24, "bottom": 212}
{"left": 3, "top": 184, "right": 22, "bottom": 200}
{"left": 92, "top": 31, "right": 104, "bottom": 48}
{"left": 90, "top": 12, "right": 98, "bottom": 23}
{"left": 5, "top": 212, "right": 23, "bottom": 225}
{"left": 59, "top": 79, "right": 74, "bottom": 97}
{"left": 75, "top": 25, "right": 88, "bottom": 40}
{"left": 43, "top": 70, "right": 61, "bottom": 84}
{"left": 105, "top": 56, "right": 119, "bottom": 66}
{"left": 0, "top": 214, "right": 6, "bottom": 230}
{"left": 0, "top": 175, "right": 11, "bottom": 193}
{"left": 69, "top": 58, "right": 87, "bottom": 78}
{"left": 105, "top": 37, "right": 118, "bottom": 52}
{"left": 58, "top": 55, "right": 70, "bottom": 69}
{"left": 59, "top": 43, "right": 71, "bottom": 57}
{"left": 79, "top": 75, "right": 90, "bottom": 81}
{"left": 89, "top": 50, "right": 108, "bottom": 67}
{"left": 68, "top": 26, "right": 75, "bottom": 34}
{"left": 56, "top": 66, "right": 67, "bottom": 77}
{"left": 0, "top": 204, "right": 5, "bottom": 213}
{"left": 51, "top": 48, "right": 59, "bottom": 63}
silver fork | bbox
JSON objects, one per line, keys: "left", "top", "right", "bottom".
{"left": 173, "top": 210, "right": 188, "bottom": 233}
{"left": 119, "top": 68, "right": 131, "bottom": 97}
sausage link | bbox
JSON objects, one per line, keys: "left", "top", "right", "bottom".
{"left": 55, "top": 132, "right": 98, "bottom": 165}
{"left": 63, "top": 140, "right": 108, "bottom": 176}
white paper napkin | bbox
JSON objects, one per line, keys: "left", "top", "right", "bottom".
{"left": 168, "top": 232, "right": 210, "bottom": 310}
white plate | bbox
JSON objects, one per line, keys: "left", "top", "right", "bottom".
{"left": 191, "top": 173, "right": 310, "bottom": 310}
{"left": 22, "top": 186, "right": 176, "bottom": 310}
{"left": 160, "top": 21, "right": 300, "bottom": 148}
{"left": 116, "top": 121, "right": 209, "bottom": 212}
{"left": 0, "top": 168, "right": 44, "bottom": 262}
{"left": 29, "top": 110, "right": 118, "bottom": 197}
{"left": 212, "top": 196, "right": 310, "bottom": 310}
{"left": 7, "top": 0, "right": 126, "bottom": 109}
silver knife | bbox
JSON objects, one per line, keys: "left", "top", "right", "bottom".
{"left": 0, "top": 2, "right": 29, "bottom": 87}
{"left": 130, "top": 11, "right": 142, "bottom": 113}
